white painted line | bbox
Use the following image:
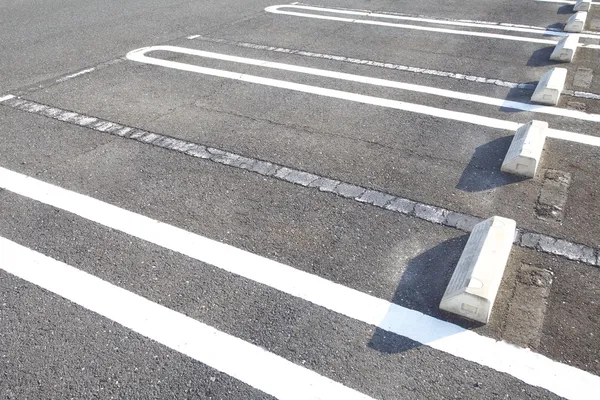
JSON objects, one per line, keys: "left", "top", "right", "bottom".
{"left": 130, "top": 46, "right": 600, "bottom": 123}
{"left": 0, "top": 166, "right": 598, "bottom": 400}
{"left": 0, "top": 95, "right": 16, "bottom": 103}
{"left": 189, "top": 36, "right": 600, "bottom": 101}
{"left": 272, "top": 4, "right": 600, "bottom": 39}
{"left": 125, "top": 46, "right": 600, "bottom": 146}
{"left": 546, "top": 127, "right": 600, "bottom": 145}
{"left": 292, "top": 2, "right": 600, "bottom": 38}
{"left": 535, "top": 0, "right": 599, "bottom": 5}
{"left": 124, "top": 46, "right": 514, "bottom": 130}
{"left": 265, "top": 5, "right": 557, "bottom": 45}
{"left": 55, "top": 68, "right": 96, "bottom": 83}
{"left": 193, "top": 36, "right": 534, "bottom": 90}
{"left": 440, "top": 216, "right": 516, "bottom": 323}
{"left": 0, "top": 237, "right": 374, "bottom": 400}
{"left": 186, "top": 34, "right": 201, "bottom": 39}
{"left": 264, "top": 5, "right": 600, "bottom": 48}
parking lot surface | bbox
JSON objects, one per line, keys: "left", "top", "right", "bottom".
{"left": 1, "top": 0, "right": 600, "bottom": 398}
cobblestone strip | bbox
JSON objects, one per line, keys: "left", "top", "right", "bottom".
{"left": 1, "top": 95, "right": 598, "bottom": 267}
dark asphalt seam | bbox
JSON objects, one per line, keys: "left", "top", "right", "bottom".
{"left": 188, "top": 36, "right": 600, "bottom": 101}
{"left": 1, "top": 96, "right": 598, "bottom": 267}
{"left": 11, "top": 58, "right": 126, "bottom": 97}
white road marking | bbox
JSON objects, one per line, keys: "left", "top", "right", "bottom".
{"left": 188, "top": 36, "right": 600, "bottom": 100}
{"left": 0, "top": 166, "right": 598, "bottom": 400}
{"left": 0, "top": 237, "right": 374, "bottom": 400}
{"left": 186, "top": 34, "right": 201, "bottom": 39}
{"left": 55, "top": 68, "right": 96, "bottom": 83}
{"left": 535, "top": 0, "right": 598, "bottom": 4}
{"left": 129, "top": 45, "right": 600, "bottom": 123}
{"left": 0, "top": 95, "right": 16, "bottom": 103}
{"left": 280, "top": 3, "right": 600, "bottom": 39}
{"left": 264, "top": 4, "right": 600, "bottom": 49}
{"left": 125, "top": 46, "right": 600, "bottom": 147}
{"left": 188, "top": 37, "right": 532, "bottom": 89}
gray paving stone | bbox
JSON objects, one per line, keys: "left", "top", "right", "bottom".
{"left": 444, "top": 212, "right": 483, "bottom": 232}
{"left": 414, "top": 204, "right": 448, "bottom": 224}
{"left": 185, "top": 145, "right": 211, "bottom": 159}
{"left": 334, "top": 183, "right": 366, "bottom": 199}
{"left": 39, "top": 107, "right": 63, "bottom": 118}
{"left": 139, "top": 133, "right": 160, "bottom": 143}
{"left": 384, "top": 198, "right": 416, "bottom": 215}
{"left": 114, "top": 127, "right": 133, "bottom": 137}
{"left": 127, "top": 130, "right": 147, "bottom": 139}
{"left": 76, "top": 117, "right": 99, "bottom": 127}
{"left": 538, "top": 236, "right": 557, "bottom": 253}
{"left": 309, "top": 177, "right": 340, "bottom": 193}
{"left": 152, "top": 137, "right": 175, "bottom": 148}
{"left": 521, "top": 233, "right": 542, "bottom": 249}
{"left": 248, "top": 161, "right": 278, "bottom": 176}
{"left": 275, "top": 167, "right": 292, "bottom": 179}
{"left": 356, "top": 190, "right": 395, "bottom": 207}
{"left": 282, "top": 170, "right": 319, "bottom": 187}
{"left": 229, "top": 156, "right": 256, "bottom": 169}
{"left": 165, "top": 139, "right": 192, "bottom": 151}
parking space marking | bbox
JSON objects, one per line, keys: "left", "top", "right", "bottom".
{"left": 55, "top": 68, "right": 96, "bottom": 83}
{"left": 276, "top": 3, "right": 600, "bottom": 39}
{"left": 2, "top": 96, "right": 598, "bottom": 266}
{"left": 189, "top": 36, "right": 533, "bottom": 89}
{"left": 125, "top": 46, "right": 600, "bottom": 146}
{"left": 0, "top": 95, "right": 16, "bottom": 103}
{"left": 0, "top": 165, "right": 598, "bottom": 400}
{"left": 265, "top": 5, "right": 600, "bottom": 48}
{"left": 0, "top": 237, "right": 374, "bottom": 400}
{"left": 190, "top": 36, "right": 600, "bottom": 101}
{"left": 536, "top": 0, "right": 599, "bottom": 4}
{"left": 141, "top": 45, "right": 600, "bottom": 123}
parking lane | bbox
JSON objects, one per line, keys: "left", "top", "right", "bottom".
{"left": 2, "top": 0, "right": 600, "bottom": 398}
{"left": 11, "top": 35, "right": 600, "bottom": 250}
{"left": 0, "top": 272, "right": 274, "bottom": 400}
{"left": 0, "top": 156, "right": 598, "bottom": 397}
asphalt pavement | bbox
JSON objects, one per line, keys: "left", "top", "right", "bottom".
{"left": 1, "top": 0, "right": 600, "bottom": 399}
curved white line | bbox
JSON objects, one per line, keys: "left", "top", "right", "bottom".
{"left": 536, "top": 0, "right": 599, "bottom": 5}
{"left": 127, "top": 45, "right": 600, "bottom": 123}
{"left": 125, "top": 46, "right": 600, "bottom": 147}
{"left": 285, "top": 3, "right": 600, "bottom": 39}
{"left": 265, "top": 5, "right": 600, "bottom": 49}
